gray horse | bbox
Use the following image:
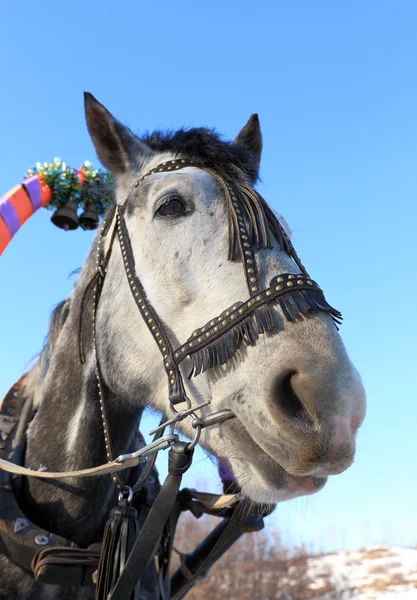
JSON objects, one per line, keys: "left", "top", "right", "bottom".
{"left": 0, "top": 94, "right": 366, "bottom": 599}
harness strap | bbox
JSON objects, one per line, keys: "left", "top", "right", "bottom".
{"left": 109, "top": 441, "right": 194, "bottom": 600}
{"left": 158, "top": 490, "right": 242, "bottom": 599}
{"left": 79, "top": 204, "right": 117, "bottom": 365}
{"left": 31, "top": 547, "right": 100, "bottom": 586}
{"left": 170, "top": 502, "right": 264, "bottom": 600}
{"left": 181, "top": 489, "right": 239, "bottom": 510}
{"left": 157, "top": 497, "right": 183, "bottom": 599}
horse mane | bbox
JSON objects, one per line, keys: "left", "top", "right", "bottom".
{"left": 23, "top": 299, "right": 71, "bottom": 409}
{"left": 142, "top": 128, "right": 260, "bottom": 184}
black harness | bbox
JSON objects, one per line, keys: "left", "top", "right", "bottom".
{"left": 0, "top": 158, "right": 341, "bottom": 599}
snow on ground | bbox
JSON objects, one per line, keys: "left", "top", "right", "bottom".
{"left": 303, "top": 545, "right": 417, "bottom": 598}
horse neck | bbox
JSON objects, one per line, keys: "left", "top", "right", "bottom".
{"left": 20, "top": 267, "right": 144, "bottom": 547}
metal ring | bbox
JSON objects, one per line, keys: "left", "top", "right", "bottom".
{"left": 118, "top": 486, "right": 133, "bottom": 505}
{"left": 187, "top": 424, "right": 201, "bottom": 451}
{"left": 170, "top": 395, "right": 192, "bottom": 415}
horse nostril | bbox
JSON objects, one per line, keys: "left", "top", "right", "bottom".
{"left": 273, "top": 371, "right": 312, "bottom": 426}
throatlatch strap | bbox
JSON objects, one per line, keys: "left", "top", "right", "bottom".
{"left": 109, "top": 442, "right": 193, "bottom": 600}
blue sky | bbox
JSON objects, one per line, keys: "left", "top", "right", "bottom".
{"left": 1, "top": 1, "right": 416, "bottom": 551}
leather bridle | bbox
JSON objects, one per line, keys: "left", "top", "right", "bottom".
{"left": 87, "top": 157, "right": 341, "bottom": 487}
{"left": 85, "top": 158, "right": 341, "bottom": 598}
{"left": 77, "top": 158, "right": 339, "bottom": 598}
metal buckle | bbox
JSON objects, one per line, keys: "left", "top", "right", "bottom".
{"left": 116, "top": 434, "right": 177, "bottom": 465}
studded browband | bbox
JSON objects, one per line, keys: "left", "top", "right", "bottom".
{"left": 85, "top": 158, "right": 341, "bottom": 492}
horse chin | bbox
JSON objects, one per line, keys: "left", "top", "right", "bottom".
{"left": 239, "top": 463, "right": 328, "bottom": 504}
{"left": 222, "top": 417, "right": 328, "bottom": 504}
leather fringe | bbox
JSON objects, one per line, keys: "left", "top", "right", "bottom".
{"left": 189, "top": 290, "right": 342, "bottom": 376}
{"left": 96, "top": 505, "right": 140, "bottom": 600}
{"left": 189, "top": 304, "right": 275, "bottom": 377}
{"left": 277, "top": 289, "right": 342, "bottom": 326}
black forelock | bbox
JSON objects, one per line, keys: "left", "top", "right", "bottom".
{"left": 141, "top": 128, "right": 259, "bottom": 184}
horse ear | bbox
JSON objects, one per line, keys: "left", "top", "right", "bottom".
{"left": 84, "top": 92, "right": 151, "bottom": 175}
{"left": 233, "top": 114, "right": 262, "bottom": 174}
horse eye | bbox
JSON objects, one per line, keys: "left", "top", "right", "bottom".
{"left": 157, "top": 196, "right": 187, "bottom": 218}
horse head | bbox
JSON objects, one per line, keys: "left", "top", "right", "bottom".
{"left": 82, "top": 93, "right": 366, "bottom": 504}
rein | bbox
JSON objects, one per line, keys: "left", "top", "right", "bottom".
{"left": 0, "top": 435, "right": 175, "bottom": 479}
{"left": 0, "top": 158, "right": 341, "bottom": 599}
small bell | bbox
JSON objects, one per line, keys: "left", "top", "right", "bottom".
{"left": 51, "top": 200, "right": 79, "bottom": 231}
{"left": 79, "top": 202, "right": 99, "bottom": 230}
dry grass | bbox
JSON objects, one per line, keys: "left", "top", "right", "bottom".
{"left": 171, "top": 513, "right": 345, "bottom": 600}
{"left": 367, "top": 561, "right": 402, "bottom": 574}
{"left": 357, "top": 547, "right": 390, "bottom": 560}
